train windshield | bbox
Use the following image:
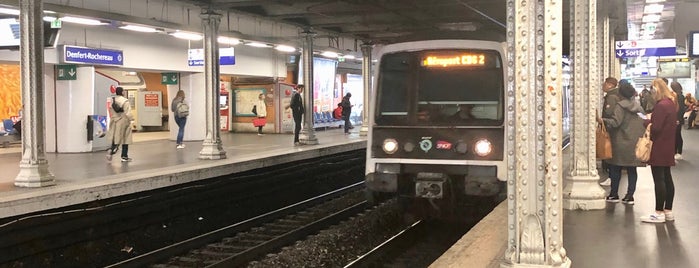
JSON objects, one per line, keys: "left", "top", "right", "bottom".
{"left": 376, "top": 49, "right": 504, "bottom": 126}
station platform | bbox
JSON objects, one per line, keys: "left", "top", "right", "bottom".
{"left": 0, "top": 128, "right": 366, "bottom": 219}
{"left": 433, "top": 127, "right": 699, "bottom": 268}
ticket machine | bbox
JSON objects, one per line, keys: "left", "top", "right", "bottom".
{"left": 220, "top": 81, "right": 230, "bottom": 131}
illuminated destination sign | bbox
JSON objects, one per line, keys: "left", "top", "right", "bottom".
{"left": 422, "top": 54, "right": 485, "bottom": 67}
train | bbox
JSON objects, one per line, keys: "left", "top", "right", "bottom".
{"left": 364, "top": 39, "right": 571, "bottom": 217}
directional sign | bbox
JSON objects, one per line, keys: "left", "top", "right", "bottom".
{"left": 63, "top": 46, "right": 124, "bottom": 66}
{"left": 188, "top": 47, "right": 235, "bottom": 66}
{"left": 615, "top": 39, "right": 676, "bottom": 58}
{"left": 56, "top": 64, "right": 77, "bottom": 80}
{"left": 161, "top": 73, "right": 178, "bottom": 85}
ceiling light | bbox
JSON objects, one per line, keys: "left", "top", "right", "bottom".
{"left": 170, "top": 31, "right": 203, "bottom": 41}
{"left": 0, "top": 7, "right": 19, "bottom": 15}
{"left": 644, "top": 4, "right": 664, "bottom": 14}
{"left": 218, "top": 36, "right": 240, "bottom": 45}
{"left": 321, "top": 51, "right": 339, "bottom": 58}
{"left": 275, "top": 45, "right": 296, "bottom": 52}
{"left": 646, "top": 0, "right": 665, "bottom": 3}
{"left": 60, "top": 16, "right": 106, "bottom": 26}
{"left": 246, "top": 42, "right": 270, "bottom": 48}
{"left": 642, "top": 14, "right": 661, "bottom": 23}
{"left": 343, "top": 54, "right": 356, "bottom": 59}
{"left": 119, "top": 25, "right": 159, "bottom": 33}
{"left": 43, "top": 16, "right": 57, "bottom": 22}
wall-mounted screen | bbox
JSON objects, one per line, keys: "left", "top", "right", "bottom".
{"left": 688, "top": 31, "right": 699, "bottom": 58}
{"left": 0, "top": 17, "right": 60, "bottom": 49}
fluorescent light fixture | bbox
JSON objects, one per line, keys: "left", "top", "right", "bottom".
{"left": 642, "top": 14, "right": 661, "bottom": 23}
{"left": 644, "top": 4, "right": 664, "bottom": 14}
{"left": 171, "top": 31, "right": 202, "bottom": 41}
{"left": 0, "top": 7, "right": 19, "bottom": 15}
{"left": 343, "top": 54, "right": 356, "bottom": 59}
{"left": 43, "top": 16, "right": 57, "bottom": 22}
{"left": 246, "top": 42, "right": 270, "bottom": 48}
{"left": 321, "top": 51, "right": 339, "bottom": 58}
{"left": 218, "top": 36, "right": 240, "bottom": 45}
{"left": 646, "top": 0, "right": 665, "bottom": 3}
{"left": 60, "top": 16, "right": 106, "bottom": 26}
{"left": 275, "top": 45, "right": 296, "bottom": 52}
{"left": 119, "top": 25, "right": 159, "bottom": 33}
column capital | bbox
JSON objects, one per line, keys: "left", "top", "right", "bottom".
{"left": 200, "top": 9, "right": 222, "bottom": 19}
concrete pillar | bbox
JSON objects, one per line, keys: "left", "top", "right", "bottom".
{"left": 299, "top": 29, "right": 318, "bottom": 145}
{"left": 359, "top": 43, "right": 372, "bottom": 137}
{"left": 15, "top": 0, "right": 55, "bottom": 187}
{"left": 562, "top": 0, "right": 606, "bottom": 210}
{"left": 501, "top": 0, "right": 569, "bottom": 267}
{"left": 198, "top": 10, "right": 226, "bottom": 160}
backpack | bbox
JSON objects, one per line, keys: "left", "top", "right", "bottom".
{"left": 333, "top": 106, "right": 343, "bottom": 119}
{"left": 176, "top": 102, "right": 190, "bottom": 117}
{"left": 112, "top": 97, "right": 124, "bottom": 113}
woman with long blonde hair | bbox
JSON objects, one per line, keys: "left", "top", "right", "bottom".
{"left": 640, "top": 78, "right": 677, "bottom": 223}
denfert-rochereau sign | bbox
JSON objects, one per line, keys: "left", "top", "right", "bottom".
{"left": 62, "top": 46, "right": 124, "bottom": 66}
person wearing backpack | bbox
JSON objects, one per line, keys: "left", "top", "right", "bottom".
{"left": 106, "top": 87, "right": 134, "bottom": 162}
{"left": 171, "top": 90, "right": 189, "bottom": 149}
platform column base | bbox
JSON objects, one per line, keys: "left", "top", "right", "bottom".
{"left": 299, "top": 127, "right": 318, "bottom": 145}
{"left": 359, "top": 125, "right": 369, "bottom": 136}
{"left": 15, "top": 159, "right": 55, "bottom": 187}
{"left": 501, "top": 258, "right": 571, "bottom": 268}
{"left": 562, "top": 175, "right": 606, "bottom": 210}
{"left": 199, "top": 141, "right": 226, "bottom": 160}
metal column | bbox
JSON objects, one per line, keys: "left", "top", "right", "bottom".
{"left": 359, "top": 43, "right": 372, "bottom": 137}
{"left": 198, "top": 10, "right": 226, "bottom": 160}
{"left": 502, "top": 0, "right": 570, "bottom": 267}
{"left": 299, "top": 30, "right": 318, "bottom": 145}
{"left": 15, "top": 0, "right": 55, "bottom": 187}
{"left": 561, "top": 0, "right": 606, "bottom": 211}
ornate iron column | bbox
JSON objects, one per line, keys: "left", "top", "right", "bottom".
{"left": 299, "top": 29, "right": 318, "bottom": 145}
{"left": 562, "top": 0, "right": 606, "bottom": 210}
{"left": 602, "top": 16, "right": 611, "bottom": 81}
{"left": 198, "top": 9, "right": 226, "bottom": 160}
{"left": 502, "top": 0, "right": 570, "bottom": 267}
{"left": 15, "top": 0, "right": 55, "bottom": 187}
{"left": 359, "top": 43, "right": 372, "bottom": 137}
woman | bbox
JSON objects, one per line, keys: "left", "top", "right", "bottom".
{"left": 598, "top": 83, "right": 645, "bottom": 204}
{"left": 670, "top": 82, "right": 685, "bottom": 159}
{"left": 255, "top": 93, "right": 267, "bottom": 135}
{"left": 640, "top": 78, "right": 677, "bottom": 223}
{"left": 685, "top": 93, "right": 697, "bottom": 129}
{"left": 107, "top": 87, "right": 134, "bottom": 162}
{"left": 171, "top": 90, "right": 187, "bottom": 149}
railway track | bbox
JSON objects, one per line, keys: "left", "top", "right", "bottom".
{"left": 109, "top": 182, "right": 368, "bottom": 268}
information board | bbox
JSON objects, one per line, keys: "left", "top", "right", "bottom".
{"left": 234, "top": 88, "right": 265, "bottom": 116}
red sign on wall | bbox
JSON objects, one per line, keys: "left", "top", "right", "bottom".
{"left": 144, "top": 94, "right": 159, "bottom": 107}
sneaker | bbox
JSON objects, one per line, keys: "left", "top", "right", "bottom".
{"left": 674, "top": 154, "right": 683, "bottom": 160}
{"left": 121, "top": 157, "right": 133, "bottom": 162}
{"left": 605, "top": 195, "right": 620, "bottom": 203}
{"left": 641, "top": 212, "right": 665, "bottom": 223}
{"left": 621, "top": 196, "right": 635, "bottom": 205}
{"left": 257, "top": 133, "right": 264, "bottom": 136}
{"left": 106, "top": 153, "right": 113, "bottom": 161}
{"left": 599, "top": 178, "right": 611, "bottom": 186}
{"left": 176, "top": 144, "right": 185, "bottom": 149}
{"left": 664, "top": 210, "right": 674, "bottom": 221}
{"left": 294, "top": 142, "right": 301, "bottom": 146}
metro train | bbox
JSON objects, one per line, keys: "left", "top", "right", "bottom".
{"left": 364, "top": 40, "right": 571, "bottom": 216}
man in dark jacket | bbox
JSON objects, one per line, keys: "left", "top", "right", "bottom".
{"left": 599, "top": 77, "right": 619, "bottom": 186}
{"left": 289, "top": 85, "right": 305, "bottom": 145}
{"left": 341, "top": 93, "right": 353, "bottom": 134}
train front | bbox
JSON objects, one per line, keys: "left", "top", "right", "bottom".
{"left": 365, "top": 41, "right": 508, "bottom": 207}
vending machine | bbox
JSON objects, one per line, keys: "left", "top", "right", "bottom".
{"left": 219, "top": 80, "right": 230, "bottom": 131}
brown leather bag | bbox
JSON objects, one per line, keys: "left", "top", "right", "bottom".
{"left": 596, "top": 122, "right": 612, "bottom": 160}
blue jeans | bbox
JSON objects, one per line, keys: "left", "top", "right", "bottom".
{"left": 608, "top": 164, "right": 638, "bottom": 197}
{"left": 175, "top": 116, "right": 187, "bottom": 144}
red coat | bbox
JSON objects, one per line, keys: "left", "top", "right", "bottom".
{"left": 644, "top": 98, "right": 676, "bottom": 166}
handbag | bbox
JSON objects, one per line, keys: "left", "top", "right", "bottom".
{"left": 253, "top": 117, "right": 266, "bottom": 127}
{"left": 596, "top": 122, "right": 612, "bottom": 160}
{"left": 252, "top": 105, "right": 257, "bottom": 115}
{"left": 635, "top": 123, "right": 652, "bottom": 162}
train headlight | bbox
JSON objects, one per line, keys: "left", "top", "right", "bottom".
{"left": 383, "top": 138, "right": 399, "bottom": 154}
{"left": 474, "top": 139, "right": 492, "bottom": 157}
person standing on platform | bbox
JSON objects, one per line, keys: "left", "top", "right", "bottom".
{"left": 599, "top": 77, "right": 620, "bottom": 186}
{"left": 640, "top": 78, "right": 678, "bottom": 223}
{"left": 107, "top": 87, "right": 134, "bottom": 162}
{"left": 255, "top": 93, "right": 267, "bottom": 136}
{"left": 288, "top": 85, "right": 305, "bottom": 145}
{"left": 341, "top": 93, "right": 353, "bottom": 134}
{"left": 685, "top": 93, "right": 697, "bottom": 129}
{"left": 670, "top": 82, "right": 685, "bottom": 160}
{"left": 597, "top": 83, "right": 645, "bottom": 204}
{"left": 171, "top": 90, "right": 188, "bottom": 149}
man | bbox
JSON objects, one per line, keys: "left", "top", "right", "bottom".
{"left": 640, "top": 85, "right": 654, "bottom": 113}
{"left": 106, "top": 87, "right": 134, "bottom": 162}
{"left": 599, "top": 77, "right": 619, "bottom": 186}
{"left": 340, "top": 93, "right": 353, "bottom": 134}
{"left": 289, "top": 85, "right": 305, "bottom": 145}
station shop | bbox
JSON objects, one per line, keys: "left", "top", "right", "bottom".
{"left": 0, "top": 21, "right": 363, "bottom": 153}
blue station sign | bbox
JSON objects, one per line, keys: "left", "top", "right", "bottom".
{"left": 63, "top": 46, "right": 124, "bottom": 66}
{"left": 615, "top": 39, "right": 676, "bottom": 58}
{"left": 188, "top": 47, "right": 235, "bottom": 66}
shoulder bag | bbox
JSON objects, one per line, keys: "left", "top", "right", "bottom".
{"left": 635, "top": 123, "right": 652, "bottom": 162}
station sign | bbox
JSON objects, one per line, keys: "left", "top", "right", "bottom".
{"left": 56, "top": 64, "right": 77, "bottom": 80}
{"left": 62, "top": 46, "right": 124, "bottom": 66}
{"left": 187, "top": 47, "right": 235, "bottom": 66}
{"left": 615, "top": 39, "right": 676, "bottom": 58}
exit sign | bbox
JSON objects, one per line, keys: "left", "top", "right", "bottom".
{"left": 56, "top": 64, "right": 77, "bottom": 80}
